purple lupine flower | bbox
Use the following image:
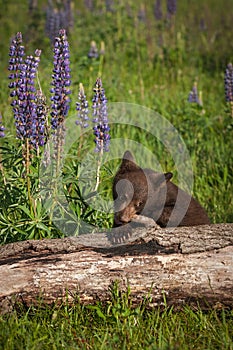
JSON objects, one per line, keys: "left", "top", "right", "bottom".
{"left": 154, "top": 0, "right": 163, "bottom": 20}
{"left": 20, "top": 51, "right": 41, "bottom": 141}
{"left": 92, "top": 78, "right": 110, "bottom": 152}
{"left": 76, "top": 83, "right": 89, "bottom": 128}
{"left": 50, "top": 29, "right": 71, "bottom": 130}
{"left": 8, "top": 33, "right": 25, "bottom": 127}
{"left": 24, "top": 50, "right": 42, "bottom": 140}
{"left": 188, "top": 82, "right": 202, "bottom": 105}
{"left": 88, "top": 41, "right": 99, "bottom": 59}
{"left": 8, "top": 32, "right": 25, "bottom": 74}
{"left": 224, "top": 63, "right": 233, "bottom": 102}
{"left": 8, "top": 33, "right": 42, "bottom": 144}
{"left": 167, "top": 0, "right": 176, "bottom": 16}
{"left": 0, "top": 114, "right": 5, "bottom": 138}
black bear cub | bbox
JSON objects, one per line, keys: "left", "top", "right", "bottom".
{"left": 113, "top": 151, "right": 210, "bottom": 228}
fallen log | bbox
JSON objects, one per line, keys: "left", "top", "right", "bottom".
{"left": 0, "top": 223, "right": 233, "bottom": 313}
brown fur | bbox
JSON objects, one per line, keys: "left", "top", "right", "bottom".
{"left": 113, "top": 151, "right": 210, "bottom": 227}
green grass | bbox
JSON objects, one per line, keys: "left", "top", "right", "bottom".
{"left": 0, "top": 1, "right": 233, "bottom": 348}
{"left": 0, "top": 294, "right": 233, "bottom": 350}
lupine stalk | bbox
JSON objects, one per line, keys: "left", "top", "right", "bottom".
{"left": 33, "top": 90, "right": 48, "bottom": 151}
{"left": 154, "top": 0, "right": 163, "bottom": 20}
{"left": 224, "top": 63, "right": 233, "bottom": 117}
{"left": 188, "top": 82, "right": 202, "bottom": 106}
{"left": 98, "top": 42, "right": 105, "bottom": 77}
{"left": 88, "top": 41, "right": 99, "bottom": 59}
{"left": 105, "top": 0, "right": 115, "bottom": 12}
{"left": 76, "top": 83, "right": 89, "bottom": 156}
{"left": 167, "top": 0, "right": 177, "bottom": 16}
{"left": 49, "top": 29, "right": 71, "bottom": 226}
{"left": 8, "top": 33, "right": 42, "bottom": 214}
{"left": 8, "top": 34, "right": 42, "bottom": 148}
{"left": 24, "top": 51, "right": 42, "bottom": 142}
{"left": 45, "top": 1, "right": 73, "bottom": 43}
{"left": 76, "top": 83, "right": 89, "bottom": 129}
{"left": 92, "top": 78, "right": 110, "bottom": 153}
{"left": 8, "top": 32, "right": 25, "bottom": 139}
{"left": 12, "top": 50, "right": 42, "bottom": 159}
{"left": 50, "top": 29, "right": 71, "bottom": 130}
{"left": 92, "top": 78, "right": 110, "bottom": 191}
{"left": 166, "top": 0, "right": 176, "bottom": 29}
{"left": 100, "top": 41, "right": 105, "bottom": 56}
{"left": 50, "top": 29, "right": 71, "bottom": 171}
{"left": 8, "top": 32, "right": 43, "bottom": 177}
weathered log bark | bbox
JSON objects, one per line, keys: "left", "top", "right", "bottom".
{"left": 0, "top": 223, "right": 233, "bottom": 313}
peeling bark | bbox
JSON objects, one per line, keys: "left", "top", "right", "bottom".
{"left": 0, "top": 223, "right": 233, "bottom": 313}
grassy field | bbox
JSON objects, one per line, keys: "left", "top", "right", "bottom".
{"left": 0, "top": 0, "right": 233, "bottom": 348}
{"left": 1, "top": 294, "right": 233, "bottom": 350}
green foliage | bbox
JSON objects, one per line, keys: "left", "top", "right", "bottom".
{"left": 0, "top": 288, "right": 233, "bottom": 349}
{"left": 0, "top": 0, "right": 233, "bottom": 243}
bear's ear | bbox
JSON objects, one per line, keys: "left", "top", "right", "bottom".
{"left": 118, "top": 150, "right": 140, "bottom": 173}
{"left": 123, "top": 150, "right": 135, "bottom": 163}
{"left": 149, "top": 171, "right": 173, "bottom": 189}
